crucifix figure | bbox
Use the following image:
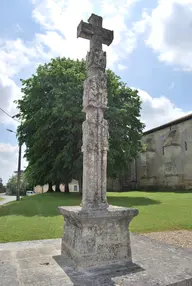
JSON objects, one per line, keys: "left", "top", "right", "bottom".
{"left": 77, "top": 14, "right": 114, "bottom": 211}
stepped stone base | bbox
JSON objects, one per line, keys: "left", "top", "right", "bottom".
{"left": 58, "top": 205, "right": 138, "bottom": 268}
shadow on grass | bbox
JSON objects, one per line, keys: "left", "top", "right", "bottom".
{"left": 0, "top": 192, "right": 161, "bottom": 217}
{"left": 107, "top": 196, "right": 161, "bottom": 207}
{"left": 135, "top": 188, "right": 192, "bottom": 193}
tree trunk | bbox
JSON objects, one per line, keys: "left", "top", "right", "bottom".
{"left": 55, "top": 182, "right": 61, "bottom": 192}
{"left": 64, "top": 183, "right": 69, "bottom": 193}
{"left": 47, "top": 182, "right": 54, "bottom": 192}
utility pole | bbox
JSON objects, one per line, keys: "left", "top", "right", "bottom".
{"left": 16, "top": 142, "right": 22, "bottom": 201}
{"left": 7, "top": 129, "right": 22, "bottom": 201}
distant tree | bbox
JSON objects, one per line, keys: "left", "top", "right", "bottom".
{"left": 0, "top": 178, "right": 5, "bottom": 193}
{"left": 6, "top": 173, "right": 30, "bottom": 196}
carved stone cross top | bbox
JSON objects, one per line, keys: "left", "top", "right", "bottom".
{"left": 77, "top": 14, "right": 114, "bottom": 50}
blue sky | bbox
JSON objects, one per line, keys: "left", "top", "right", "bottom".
{"left": 1, "top": 0, "right": 192, "bottom": 183}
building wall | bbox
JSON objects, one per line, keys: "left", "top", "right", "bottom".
{"left": 33, "top": 117, "right": 192, "bottom": 192}
{"left": 34, "top": 179, "right": 79, "bottom": 193}
{"left": 135, "top": 119, "right": 192, "bottom": 189}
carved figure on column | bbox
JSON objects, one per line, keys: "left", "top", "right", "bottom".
{"left": 83, "top": 75, "right": 108, "bottom": 110}
{"left": 77, "top": 13, "right": 113, "bottom": 211}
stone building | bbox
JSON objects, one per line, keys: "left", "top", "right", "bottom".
{"left": 127, "top": 114, "right": 192, "bottom": 190}
{"left": 34, "top": 179, "right": 79, "bottom": 193}
{"left": 36, "top": 114, "right": 192, "bottom": 193}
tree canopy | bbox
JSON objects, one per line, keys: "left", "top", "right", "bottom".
{"left": 16, "top": 57, "right": 144, "bottom": 189}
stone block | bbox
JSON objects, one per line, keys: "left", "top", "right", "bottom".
{"left": 58, "top": 205, "right": 138, "bottom": 268}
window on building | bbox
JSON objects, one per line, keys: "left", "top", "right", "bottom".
{"left": 73, "top": 185, "right": 78, "bottom": 192}
{"left": 185, "top": 141, "right": 187, "bottom": 151}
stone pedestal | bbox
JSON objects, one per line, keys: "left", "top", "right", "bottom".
{"left": 58, "top": 206, "right": 138, "bottom": 268}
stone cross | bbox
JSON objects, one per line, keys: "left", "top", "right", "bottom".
{"left": 77, "top": 14, "right": 114, "bottom": 211}
{"left": 58, "top": 14, "right": 138, "bottom": 268}
{"left": 77, "top": 14, "right": 113, "bottom": 50}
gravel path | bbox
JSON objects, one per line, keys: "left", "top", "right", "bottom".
{"left": 142, "top": 230, "right": 192, "bottom": 248}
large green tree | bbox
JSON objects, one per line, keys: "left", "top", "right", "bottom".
{"left": 16, "top": 57, "right": 144, "bottom": 189}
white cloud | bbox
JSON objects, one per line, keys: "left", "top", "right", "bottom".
{"left": 137, "top": 88, "right": 190, "bottom": 130}
{"left": 0, "top": 0, "right": 146, "bottom": 78}
{"left": 132, "top": 11, "right": 150, "bottom": 34}
{"left": 0, "top": 38, "right": 46, "bottom": 78}
{"left": 0, "top": 36, "right": 48, "bottom": 125}
{"left": 0, "top": 75, "right": 21, "bottom": 125}
{"left": 30, "top": 0, "right": 140, "bottom": 68}
{"left": 101, "top": 0, "right": 140, "bottom": 16}
{"left": 146, "top": 0, "right": 192, "bottom": 70}
{"left": 0, "top": 143, "right": 26, "bottom": 184}
{"left": 0, "top": 143, "right": 18, "bottom": 154}
{"left": 0, "top": 0, "right": 141, "bottom": 125}
{"left": 1, "top": 0, "right": 148, "bottom": 130}
{"left": 118, "top": 64, "right": 128, "bottom": 70}
{"left": 0, "top": 33, "right": 49, "bottom": 125}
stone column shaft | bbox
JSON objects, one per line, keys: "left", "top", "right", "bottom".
{"left": 81, "top": 48, "right": 108, "bottom": 211}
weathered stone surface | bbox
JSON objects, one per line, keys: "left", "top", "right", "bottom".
{"left": 0, "top": 250, "right": 14, "bottom": 261}
{"left": 16, "top": 247, "right": 42, "bottom": 259}
{"left": 58, "top": 206, "right": 138, "bottom": 267}
{"left": 86, "top": 49, "right": 106, "bottom": 74}
{"left": 58, "top": 13, "right": 139, "bottom": 269}
{"left": 83, "top": 75, "right": 108, "bottom": 110}
{"left": 0, "top": 235, "right": 191, "bottom": 285}
{"left": 128, "top": 116, "right": 192, "bottom": 190}
{"left": 82, "top": 73, "right": 109, "bottom": 206}
{"left": 82, "top": 120, "right": 108, "bottom": 151}
{"left": 81, "top": 56, "right": 109, "bottom": 208}
{"left": 0, "top": 261, "right": 20, "bottom": 286}
{"left": 77, "top": 13, "right": 114, "bottom": 211}
{"left": 77, "top": 14, "right": 113, "bottom": 50}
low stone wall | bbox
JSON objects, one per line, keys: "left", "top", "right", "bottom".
{"left": 139, "top": 174, "right": 192, "bottom": 190}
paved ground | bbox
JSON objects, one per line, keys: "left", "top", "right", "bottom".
{"left": 0, "top": 233, "right": 191, "bottom": 286}
{"left": 0, "top": 193, "right": 16, "bottom": 205}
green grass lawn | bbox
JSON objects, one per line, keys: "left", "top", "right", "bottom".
{"left": 0, "top": 191, "right": 191, "bottom": 242}
{"left": 0, "top": 197, "right": 4, "bottom": 201}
